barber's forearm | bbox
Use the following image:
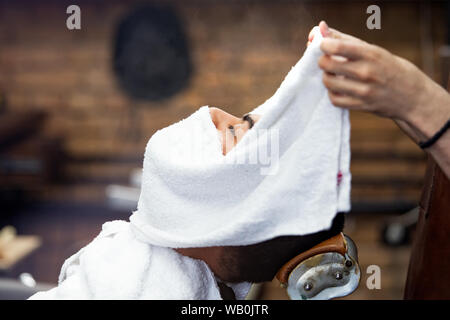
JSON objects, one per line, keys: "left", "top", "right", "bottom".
{"left": 405, "top": 81, "right": 450, "bottom": 179}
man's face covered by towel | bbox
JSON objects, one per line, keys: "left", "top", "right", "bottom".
{"left": 176, "top": 107, "right": 344, "bottom": 284}
{"left": 209, "top": 107, "right": 260, "bottom": 155}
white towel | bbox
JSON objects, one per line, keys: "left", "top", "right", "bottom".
{"left": 29, "top": 220, "right": 250, "bottom": 299}
{"left": 129, "top": 27, "right": 351, "bottom": 248}
{"left": 29, "top": 27, "right": 350, "bottom": 300}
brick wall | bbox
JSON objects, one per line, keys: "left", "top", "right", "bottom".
{"left": 0, "top": 0, "right": 446, "bottom": 205}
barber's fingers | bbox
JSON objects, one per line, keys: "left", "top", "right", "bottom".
{"left": 320, "top": 38, "right": 369, "bottom": 61}
{"left": 308, "top": 21, "right": 328, "bottom": 45}
{"left": 327, "top": 27, "right": 367, "bottom": 45}
{"left": 310, "top": 21, "right": 366, "bottom": 43}
{"left": 307, "top": 26, "right": 320, "bottom": 47}
{"left": 319, "top": 21, "right": 331, "bottom": 37}
{"left": 327, "top": 91, "right": 364, "bottom": 110}
{"left": 310, "top": 21, "right": 331, "bottom": 41}
{"left": 308, "top": 27, "right": 316, "bottom": 42}
{"left": 319, "top": 54, "right": 373, "bottom": 81}
{"left": 322, "top": 72, "right": 371, "bottom": 98}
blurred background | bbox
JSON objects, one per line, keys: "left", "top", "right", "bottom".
{"left": 0, "top": 0, "right": 448, "bottom": 299}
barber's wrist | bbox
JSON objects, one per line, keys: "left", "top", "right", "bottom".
{"left": 405, "top": 79, "right": 450, "bottom": 142}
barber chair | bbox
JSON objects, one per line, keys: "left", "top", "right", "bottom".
{"left": 276, "top": 232, "right": 360, "bottom": 300}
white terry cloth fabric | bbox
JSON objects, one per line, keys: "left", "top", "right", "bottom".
{"left": 129, "top": 27, "right": 351, "bottom": 248}
{"left": 29, "top": 220, "right": 250, "bottom": 300}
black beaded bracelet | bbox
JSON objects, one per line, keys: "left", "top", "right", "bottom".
{"left": 418, "top": 119, "right": 450, "bottom": 149}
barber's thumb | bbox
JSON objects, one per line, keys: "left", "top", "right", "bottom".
{"left": 319, "top": 21, "right": 331, "bottom": 37}
{"left": 319, "top": 21, "right": 349, "bottom": 41}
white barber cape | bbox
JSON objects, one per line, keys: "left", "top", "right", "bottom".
{"left": 29, "top": 221, "right": 250, "bottom": 300}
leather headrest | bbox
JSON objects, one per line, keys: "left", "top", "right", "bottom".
{"left": 276, "top": 232, "right": 347, "bottom": 285}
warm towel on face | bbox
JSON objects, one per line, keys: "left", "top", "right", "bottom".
{"left": 130, "top": 28, "right": 351, "bottom": 248}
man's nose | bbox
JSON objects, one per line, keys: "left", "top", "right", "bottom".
{"left": 212, "top": 109, "right": 241, "bottom": 130}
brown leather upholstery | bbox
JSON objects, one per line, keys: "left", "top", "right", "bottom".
{"left": 404, "top": 157, "right": 450, "bottom": 299}
{"left": 276, "top": 232, "right": 347, "bottom": 285}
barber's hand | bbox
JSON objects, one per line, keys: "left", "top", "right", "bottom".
{"left": 313, "top": 21, "right": 438, "bottom": 124}
{"left": 310, "top": 21, "right": 450, "bottom": 180}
